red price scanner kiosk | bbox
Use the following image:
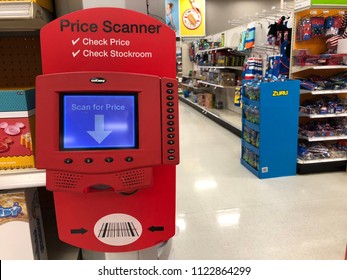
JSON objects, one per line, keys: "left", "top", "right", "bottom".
{"left": 35, "top": 8, "right": 179, "bottom": 256}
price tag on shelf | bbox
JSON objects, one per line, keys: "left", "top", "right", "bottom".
{"left": 294, "top": 0, "right": 311, "bottom": 11}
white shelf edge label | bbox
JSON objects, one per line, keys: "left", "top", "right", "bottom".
{"left": 295, "top": 0, "right": 311, "bottom": 10}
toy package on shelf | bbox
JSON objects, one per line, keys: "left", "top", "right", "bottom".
{"left": 299, "top": 119, "right": 347, "bottom": 138}
{"left": 199, "top": 68, "right": 238, "bottom": 86}
{"left": 299, "top": 96, "right": 347, "bottom": 115}
{"left": 197, "top": 39, "right": 222, "bottom": 50}
{"left": 311, "top": 17, "right": 325, "bottom": 39}
{"left": 243, "top": 125, "right": 260, "bottom": 148}
{"left": 265, "top": 55, "right": 281, "bottom": 79}
{"left": 295, "top": 10, "right": 347, "bottom": 55}
{"left": 0, "top": 88, "right": 35, "bottom": 170}
{"left": 245, "top": 23, "right": 256, "bottom": 50}
{"left": 296, "top": 12, "right": 345, "bottom": 42}
{"left": 293, "top": 49, "right": 346, "bottom": 66}
{"left": 325, "top": 15, "right": 343, "bottom": 37}
{"left": 243, "top": 104, "right": 260, "bottom": 124}
{"left": 243, "top": 79, "right": 261, "bottom": 100}
{"left": 298, "top": 141, "right": 347, "bottom": 161}
{"left": 299, "top": 72, "right": 347, "bottom": 91}
{"left": 204, "top": 93, "right": 214, "bottom": 109}
{"left": 0, "top": 188, "right": 47, "bottom": 260}
{"left": 215, "top": 51, "right": 245, "bottom": 67}
{"left": 196, "top": 48, "right": 245, "bottom": 68}
{"left": 237, "top": 23, "right": 256, "bottom": 51}
{"left": 219, "top": 72, "right": 236, "bottom": 86}
{"left": 195, "top": 92, "right": 214, "bottom": 109}
{"left": 242, "top": 147, "right": 259, "bottom": 170}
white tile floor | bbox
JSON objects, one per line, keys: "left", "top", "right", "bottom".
{"left": 173, "top": 101, "right": 347, "bottom": 260}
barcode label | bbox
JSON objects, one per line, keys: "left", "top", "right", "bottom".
{"left": 94, "top": 214, "right": 142, "bottom": 246}
{"left": 261, "top": 167, "right": 268, "bottom": 173}
{"left": 98, "top": 222, "right": 140, "bottom": 238}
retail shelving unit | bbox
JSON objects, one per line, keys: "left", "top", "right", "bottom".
{"left": 176, "top": 47, "right": 183, "bottom": 94}
{"left": 179, "top": 46, "right": 245, "bottom": 135}
{"left": 241, "top": 80, "right": 300, "bottom": 178}
{"left": 0, "top": 1, "right": 80, "bottom": 260}
{"left": 197, "top": 80, "right": 237, "bottom": 89}
{"left": 291, "top": 3, "right": 347, "bottom": 174}
{"left": 0, "top": 0, "right": 51, "bottom": 185}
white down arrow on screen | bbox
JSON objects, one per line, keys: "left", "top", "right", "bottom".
{"left": 87, "top": 115, "right": 112, "bottom": 144}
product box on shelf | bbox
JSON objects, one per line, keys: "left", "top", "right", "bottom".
{"left": 0, "top": 111, "right": 35, "bottom": 170}
{"left": 0, "top": 188, "right": 47, "bottom": 259}
{"left": 204, "top": 93, "right": 214, "bottom": 109}
{"left": 0, "top": 88, "right": 35, "bottom": 112}
{"left": 0, "top": 88, "right": 35, "bottom": 170}
{"left": 197, "top": 93, "right": 204, "bottom": 106}
{"left": 219, "top": 72, "right": 235, "bottom": 86}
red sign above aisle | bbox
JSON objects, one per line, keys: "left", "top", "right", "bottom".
{"left": 40, "top": 8, "right": 176, "bottom": 78}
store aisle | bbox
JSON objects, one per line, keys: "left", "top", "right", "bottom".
{"left": 173, "top": 101, "right": 347, "bottom": 260}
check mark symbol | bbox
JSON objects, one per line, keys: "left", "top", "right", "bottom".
{"left": 72, "top": 38, "right": 80, "bottom": 45}
{"left": 72, "top": 50, "right": 81, "bottom": 57}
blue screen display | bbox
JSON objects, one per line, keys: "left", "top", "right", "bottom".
{"left": 61, "top": 94, "right": 138, "bottom": 150}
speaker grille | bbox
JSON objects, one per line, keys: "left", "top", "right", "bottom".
{"left": 116, "top": 169, "right": 146, "bottom": 188}
{"left": 53, "top": 172, "right": 83, "bottom": 189}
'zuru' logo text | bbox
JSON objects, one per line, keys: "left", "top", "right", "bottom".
{"left": 272, "top": 90, "right": 289, "bottom": 97}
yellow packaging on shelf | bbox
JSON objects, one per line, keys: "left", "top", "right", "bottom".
{"left": 0, "top": 0, "right": 53, "bottom": 12}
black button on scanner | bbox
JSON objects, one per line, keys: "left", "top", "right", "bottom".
{"left": 167, "top": 121, "right": 174, "bottom": 126}
{"left": 166, "top": 83, "right": 174, "bottom": 88}
{"left": 105, "top": 157, "right": 114, "bottom": 163}
{"left": 167, "top": 127, "right": 174, "bottom": 132}
{"left": 167, "top": 102, "right": 174, "bottom": 107}
{"left": 85, "top": 158, "right": 93, "bottom": 164}
{"left": 168, "top": 134, "right": 175, "bottom": 139}
{"left": 64, "top": 158, "right": 73, "bottom": 164}
{"left": 167, "top": 95, "right": 174, "bottom": 100}
{"left": 168, "top": 156, "right": 175, "bottom": 160}
{"left": 168, "top": 140, "right": 175, "bottom": 145}
{"left": 166, "top": 89, "right": 174, "bottom": 94}
{"left": 167, "top": 115, "right": 174, "bottom": 119}
{"left": 125, "top": 157, "right": 133, "bottom": 162}
{"left": 168, "top": 149, "right": 175, "bottom": 154}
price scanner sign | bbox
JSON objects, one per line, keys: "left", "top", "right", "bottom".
{"left": 36, "top": 8, "right": 179, "bottom": 252}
